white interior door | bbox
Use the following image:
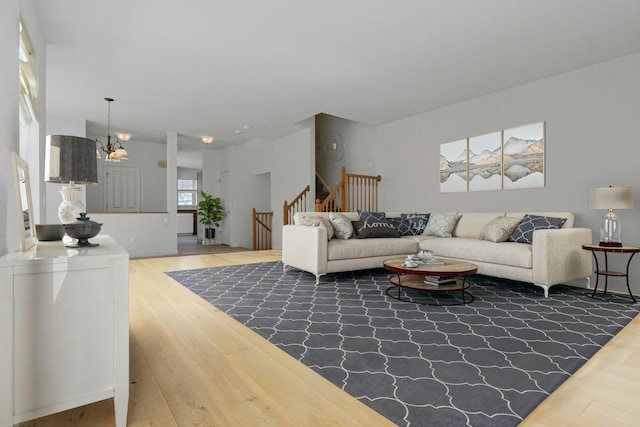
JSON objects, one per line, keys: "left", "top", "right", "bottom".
{"left": 106, "top": 165, "right": 141, "bottom": 212}
{"left": 221, "top": 171, "right": 230, "bottom": 245}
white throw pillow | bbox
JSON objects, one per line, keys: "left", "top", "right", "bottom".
{"left": 423, "top": 213, "right": 460, "bottom": 238}
{"left": 301, "top": 215, "right": 334, "bottom": 241}
{"left": 479, "top": 216, "right": 522, "bottom": 243}
{"left": 329, "top": 212, "right": 354, "bottom": 239}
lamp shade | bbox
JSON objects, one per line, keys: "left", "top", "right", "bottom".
{"left": 45, "top": 135, "right": 98, "bottom": 184}
{"left": 589, "top": 186, "right": 634, "bottom": 210}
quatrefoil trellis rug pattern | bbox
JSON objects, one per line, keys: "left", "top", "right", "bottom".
{"left": 166, "top": 262, "right": 639, "bottom": 427}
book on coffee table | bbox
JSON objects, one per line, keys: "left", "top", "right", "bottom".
{"left": 424, "top": 276, "right": 456, "bottom": 286}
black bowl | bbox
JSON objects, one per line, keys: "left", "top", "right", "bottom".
{"left": 36, "top": 224, "right": 65, "bottom": 241}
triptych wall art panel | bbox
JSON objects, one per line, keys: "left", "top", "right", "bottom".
{"left": 440, "top": 121, "right": 545, "bottom": 193}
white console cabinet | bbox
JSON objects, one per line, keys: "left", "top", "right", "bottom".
{"left": 0, "top": 235, "right": 129, "bottom": 426}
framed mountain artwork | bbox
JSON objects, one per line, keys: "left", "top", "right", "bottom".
{"left": 468, "top": 131, "right": 502, "bottom": 192}
{"left": 440, "top": 139, "right": 468, "bottom": 193}
{"left": 502, "top": 122, "right": 545, "bottom": 190}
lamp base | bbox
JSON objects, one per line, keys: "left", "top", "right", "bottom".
{"left": 58, "top": 185, "right": 85, "bottom": 224}
{"left": 599, "top": 211, "right": 622, "bottom": 249}
{"left": 599, "top": 241, "right": 623, "bottom": 247}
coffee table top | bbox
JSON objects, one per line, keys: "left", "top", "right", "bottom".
{"left": 383, "top": 258, "right": 477, "bottom": 277}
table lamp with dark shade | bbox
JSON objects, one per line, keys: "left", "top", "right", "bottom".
{"left": 45, "top": 135, "right": 98, "bottom": 223}
{"left": 589, "top": 186, "right": 634, "bottom": 247}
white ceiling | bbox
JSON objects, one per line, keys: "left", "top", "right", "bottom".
{"left": 34, "top": 0, "right": 640, "bottom": 168}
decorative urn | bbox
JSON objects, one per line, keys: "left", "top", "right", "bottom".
{"left": 63, "top": 212, "right": 102, "bottom": 247}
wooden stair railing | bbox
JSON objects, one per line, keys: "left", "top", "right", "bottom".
{"left": 283, "top": 184, "right": 310, "bottom": 225}
{"left": 252, "top": 208, "right": 273, "bottom": 250}
{"left": 315, "top": 167, "right": 382, "bottom": 213}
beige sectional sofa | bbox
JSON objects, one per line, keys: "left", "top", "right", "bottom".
{"left": 282, "top": 211, "right": 593, "bottom": 297}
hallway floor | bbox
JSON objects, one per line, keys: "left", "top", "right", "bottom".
{"left": 177, "top": 234, "right": 250, "bottom": 255}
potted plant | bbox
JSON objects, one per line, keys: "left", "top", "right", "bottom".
{"left": 197, "top": 191, "right": 225, "bottom": 243}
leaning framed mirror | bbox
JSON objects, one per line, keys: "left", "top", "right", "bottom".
{"left": 11, "top": 152, "right": 37, "bottom": 251}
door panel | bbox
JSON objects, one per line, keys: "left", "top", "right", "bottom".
{"left": 106, "top": 166, "right": 141, "bottom": 212}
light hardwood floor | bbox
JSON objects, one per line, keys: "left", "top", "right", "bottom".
{"left": 19, "top": 251, "right": 640, "bottom": 426}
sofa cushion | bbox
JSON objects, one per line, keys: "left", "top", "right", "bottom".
{"left": 328, "top": 237, "right": 418, "bottom": 261}
{"left": 357, "top": 210, "right": 386, "bottom": 221}
{"left": 301, "top": 215, "right": 335, "bottom": 240}
{"left": 454, "top": 212, "right": 506, "bottom": 238}
{"left": 352, "top": 220, "right": 401, "bottom": 238}
{"left": 419, "top": 237, "right": 533, "bottom": 269}
{"left": 401, "top": 213, "right": 430, "bottom": 235}
{"left": 329, "top": 212, "right": 354, "bottom": 239}
{"left": 424, "top": 213, "right": 461, "bottom": 237}
{"left": 479, "top": 216, "right": 523, "bottom": 243}
{"left": 508, "top": 214, "right": 567, "bottom": 244}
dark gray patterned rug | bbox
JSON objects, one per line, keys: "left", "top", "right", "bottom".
{"left": 166, "top": 262, "right": 639, "bottom": 427}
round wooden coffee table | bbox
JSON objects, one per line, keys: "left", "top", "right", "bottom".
{"left": 383, "top": 258, "right": 477, "bottom": 305}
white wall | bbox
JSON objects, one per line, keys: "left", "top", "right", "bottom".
{"left": 87, "top": 137, "right": 167, "bottom": 212}
{"left": 226, "top": 139, "right": 274, "bottom": 248}
{"left": 344, "top": 53, "right": 640, "bottom": 295}
{"left": 84, "top": 132, "right": 178, "bottom": 258}
{"left": 271, "top": 127, "right": 313, "bottom": 248}
{"left": 315, "top": 113, "right": 375, "bottom": 189}
{"left": 0, "top": 0, "right": 21, "bottom": 255}
{"left": 88, "top": 212, "right": 176, "bottom": 258}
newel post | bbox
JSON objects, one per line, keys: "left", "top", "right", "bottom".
{"left": 340, "top": 167, "right": 347, "bottom": 212}
{"left": 283, "top": 200, "right": 289, "bottom": 225}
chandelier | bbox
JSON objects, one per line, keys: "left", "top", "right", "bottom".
{"left": 96, "top": 97, "right": 129, "bottom": 162}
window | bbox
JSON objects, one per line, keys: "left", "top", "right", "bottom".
{"left": 19, "top": 20, "right": 38, "bottom": 124}
{"left": 177, "top": 179, "right": 197, "bottom": 206}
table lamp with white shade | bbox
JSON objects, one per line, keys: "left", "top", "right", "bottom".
{"left": 589, "top": 186, "right": 634, "bottom": 247}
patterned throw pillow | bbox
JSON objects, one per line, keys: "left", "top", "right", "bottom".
{"left": 357, "top": 210, "right": 386, "bottom": 221}
{"left": 401, "top": 213, "right": 430, "bottom": 235}
{"left": 388, "top": 217, "right": 414, "bottom": 236}
{"left": 479, "top": 216, "right": 523, "bottom": 243}
{"left": 508, "top": 214, "right": 567, "bottom": 244}
{"left": 329, "top": 212, "right": 354, "bottom": 239}
{"left": 423, "top": 213, "right": 460, "bottom": 238}
{"left": 352, "top": 220, "right": 401, "bottom": 239}
{"left": 301, "top": 215, "right": 335, "bottom": 241}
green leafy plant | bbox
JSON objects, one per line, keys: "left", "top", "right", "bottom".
{"left": 197, "top": 191, "right": 225, "bottom": 228}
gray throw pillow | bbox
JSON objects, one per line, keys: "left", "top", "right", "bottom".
{"left": 389, "top": 217, "right": 414, "bottom": 236}
{"left": 352, "top": 220, "right": 400, "bottom": 238}
{"left": 401, "top": 213, "right": 430, "bottom": 235}
{"left": 508, "top": 214, "right": 567, "bottom": 244}
{"left": 357, "top": 210, "right": 386, "bottom": 221}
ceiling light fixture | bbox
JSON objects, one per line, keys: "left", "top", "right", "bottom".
{"left": 201, "top": 136, "right": 213, "bottom": 144}
{"left": 96, "top": 97, "right": 129, "bottom": 162}
{"left": 116, "top": 132, "right": 131, "bottom": 142}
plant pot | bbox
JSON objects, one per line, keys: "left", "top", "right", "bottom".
{"left": 204, "top": 228, "right": 216, "bottom": 239}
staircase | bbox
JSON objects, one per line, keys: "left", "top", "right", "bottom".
{"left": 283, "top": 168, "right": 382, "bottom": 226}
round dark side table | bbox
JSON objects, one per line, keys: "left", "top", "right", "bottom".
{"left": 582, "top": 244, "right": 638, "bottom": 303}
